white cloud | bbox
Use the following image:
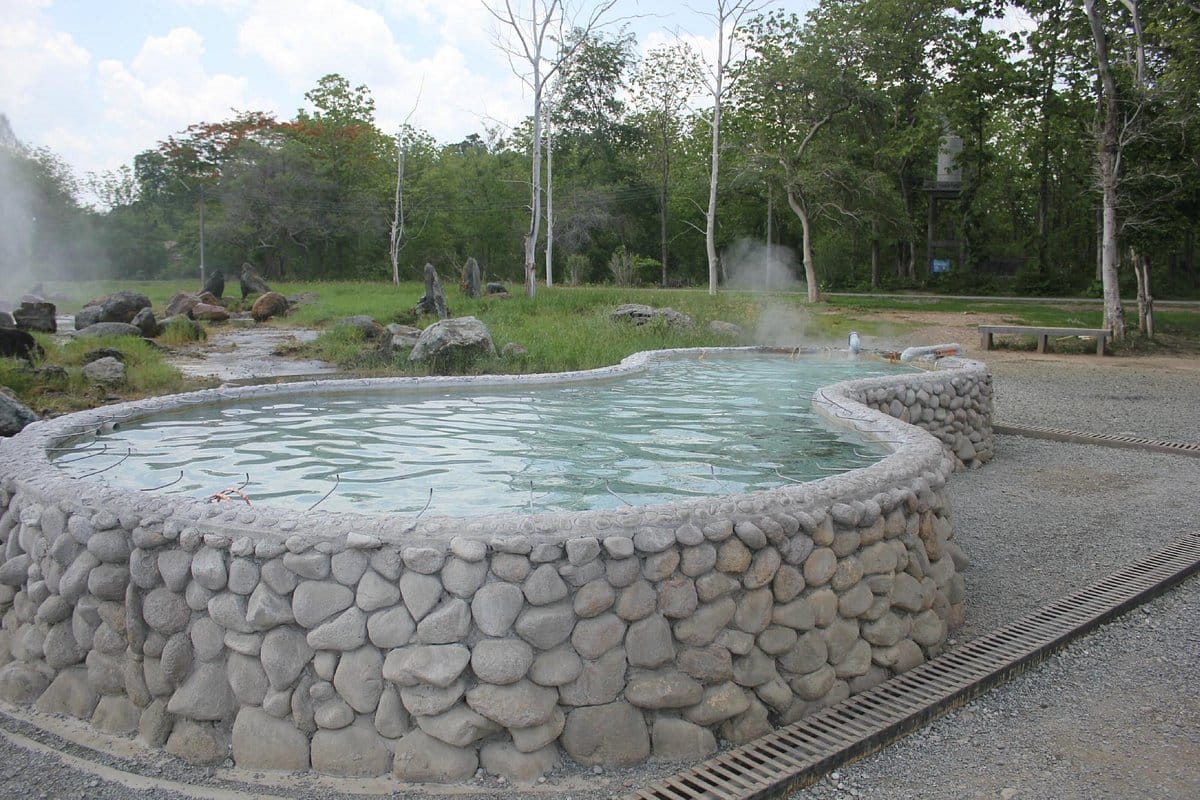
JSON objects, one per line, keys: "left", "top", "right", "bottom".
{"left": 237, "top": 0, "right": 525, "bottom": 141}
{"left": 92, "top": 27, "right": 259, "bottom": 170}
{"left": 170, "top": 0, "right": 250, "bottom": 11}
{"left": 0, "top": 1, "right": 91, "bottom": 118}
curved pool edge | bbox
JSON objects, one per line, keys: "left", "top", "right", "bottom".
{"left": 0, "top": 346, "right": 994, "bottom": 781}
{"left": 4, "top": 346, "right": 988, "bottom": 548}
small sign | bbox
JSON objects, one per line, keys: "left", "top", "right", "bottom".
{"left": 931, "top": 258, "right": 951, "bottom": 274}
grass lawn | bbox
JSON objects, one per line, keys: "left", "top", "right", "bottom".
{"left": 6, "top": 281, "right": 1195, "bottom": 415}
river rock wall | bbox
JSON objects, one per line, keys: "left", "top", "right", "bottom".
{"left": 0, "top": 351, "right": 992, "bottom": 784}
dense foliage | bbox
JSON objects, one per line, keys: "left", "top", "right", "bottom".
{"left": 7, "top": 0, "right": 1199, "bottom": 299}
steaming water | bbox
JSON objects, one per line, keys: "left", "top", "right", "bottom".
{"left": 53, "top": 355, "right": 915, "bottom": 517}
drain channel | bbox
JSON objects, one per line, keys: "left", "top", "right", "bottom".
{"left": 625, "top": 532, "right": 1200, "bottom": 800}
{"left": 994, "top": 424, "right": 1200, "bottom": 456}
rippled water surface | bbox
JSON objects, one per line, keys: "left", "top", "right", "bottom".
{"left": 54, "top": 355, "right": 914, "bottom": 516}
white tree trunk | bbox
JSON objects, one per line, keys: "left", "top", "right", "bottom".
{"left": 389, "top": 141, "right": 405, "bottom": 286}
{"left": 526, "top": 77, "right": 543, "bottom": 298}
{"left": 1132, "top": 247, "right": 1154, "bottom": 338}
{"left": 544, "top": 109, "right": 554, "bottom": 287}
{"left": 785, "top": 187, "right": 822, "bottom": 303}
{"left": 485, "top": 0, "right": 618, "bottom": 300}
{"left": 1085, "top": 0, "right": 1127, "bottom": 340}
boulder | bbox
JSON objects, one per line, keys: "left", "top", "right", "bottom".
{"left": 202, "top": 271, "right": 225, "bottom": 299}
{"left": 239, "top": 262, "right": 271, "bottom": 298}
{"left": 386, "top": 323, "right": 422, "bottom": 349}
{"left": 14, "top": 296, "right": 56, "bottom": 332}
{"left": 414, "top": 262, "right": 449, "bottom": 319}
{"left": 191, "top": 303, "right": 230, "bottom": 322}
{"left": 0, "top": 389, "right": 37, "bottom": 436}
{"left": 408, "top": 316, "right": 496, "bottom": 368}
{"left": 0, "top": 328, "right": 41, "bottom": 364}
{"left": 99, "top": 291, "right": 152, "bottom": 324}
{"left": 0, "top": 310, "right": 15, "bottom": 328}
{"left": 131, "top": 306, "right": 160, "bottom": 337}
{"left": 337, "top": 315, "right": 386, "bottom": 340}
{"left": 164, "top": 291, "right": 201, "bottom": 318}
{"left": 75, "top": 322, "right": 143, "bottom": 338}
{"left": 81, "top": 356, "right": 126, "bottom": 386}
{"left": 610, "top": 303, "right": 694, "bottom": 329}
{"left": 461, "top": 258, "right": 481, "bottom": 299}
{"left": 251, "top": 292, "right": 289, "bottom": 322}
{"left": 74, "top": 305, "right": 104, "bottom": 330}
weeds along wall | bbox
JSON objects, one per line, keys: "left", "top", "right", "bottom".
{"left": 0, "top": 350, "right": 992, "bottom": 783}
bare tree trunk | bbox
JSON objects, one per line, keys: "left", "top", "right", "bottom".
{"left": 660, "top": 122, "right": 670, "bottom": 287}
{"left": 485, "top": 0, "right": 618, "bottom": 300}
{"left": 785, "top": 187, "right": 822, "bottom": 303}
{"left": 544, "top": 108, "right": 554, "bottom": 287}
{"left": 1132, "top": 246, "right": 1154, "bottom": 338}
{"left": 389, "top": 140, "right": 405, "bottom": 286}
{"left": 1085, "top": 0, "right": 1126, "bottom": 340}
{"left": 705, "top": 86, "right": 722, "bottom": 295}
{"left": 526, "top": 71, "right": 543, "bottom": 298}
{"left": 700, "top": 0, "right": 766, "bottom": 295}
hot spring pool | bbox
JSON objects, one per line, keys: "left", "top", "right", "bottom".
{"left": 53, "top": 354, "right": 917, "bottom": 516}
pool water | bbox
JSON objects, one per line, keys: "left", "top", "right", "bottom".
{"left": 54, "top": 355, "right": 914, "bottom": 516}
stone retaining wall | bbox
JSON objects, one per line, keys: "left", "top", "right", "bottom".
{"left": 0, "top": 349, "right": 992, "bottom": 784}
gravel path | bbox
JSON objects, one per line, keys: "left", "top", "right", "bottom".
{"left": 2, "top": 353, "right": 1197, "bottom": 800}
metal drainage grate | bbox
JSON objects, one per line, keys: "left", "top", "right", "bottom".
{"left": 994, "top": 424, "right": 1200, "bottom": 457}
{"left": 626, "top": 532, "right": 1200, "bottom": 800}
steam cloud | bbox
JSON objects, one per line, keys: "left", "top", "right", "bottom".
{"left": 0, "top": 118, "right": 35, "bottom": 299}
{"left": 722, "top": 238, "right": 803, "bottom": 292}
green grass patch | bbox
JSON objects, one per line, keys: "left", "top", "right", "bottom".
{"left": 0, "top": 333, "right": 206, "bottom": 416}
{"left": 158, "top": 317, "right": 207, "bottom": 346}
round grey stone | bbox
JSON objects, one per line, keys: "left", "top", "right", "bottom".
{"left": 143, "top": 588, "right": 190, "bottom": 635}
{"left": 471, "top": 638, "right": 534, "bottom": 685}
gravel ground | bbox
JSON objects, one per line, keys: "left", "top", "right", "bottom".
{"left": 2, "top": 354, "right": 1197, "bottom": 800}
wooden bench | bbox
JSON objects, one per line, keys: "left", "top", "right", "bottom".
{"left": 978, "top": 325, "right": 1111, "bottom": 356}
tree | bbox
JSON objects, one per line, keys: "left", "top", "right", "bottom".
{"left": 734, "top": 7, "right": 870, "bottom": 302}
{"left": 292, "top": 74, "right": 393, "bottom": 277}
{"left": 632, "top": 42, "right": 704, "bottom": 286}
{"left": 1084, "top": 0, "right": 1129, "bottom": 339}
{"left": 696, "top": 0, "right": 770, "bottom": 295}
{"left": 215, "top": 136, "right": 331, "bottom": 278}
{"left": 485, "top": 0, "right": 619, "bottom": 297}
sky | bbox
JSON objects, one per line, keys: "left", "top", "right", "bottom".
{"left": 1, "top": 0, "right": 821, "bottom": 185}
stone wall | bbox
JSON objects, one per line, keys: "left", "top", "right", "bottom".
{"left": 0, "top": 350, "right": 992, "bottom": 784}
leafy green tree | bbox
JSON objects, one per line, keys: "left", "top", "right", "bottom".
{"left": 631, "top": 42, "right": 705, "bottom": 285}
{"left": 734, "top": 7, "right": 873, "bottom": 302}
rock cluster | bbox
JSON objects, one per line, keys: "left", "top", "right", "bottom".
{"left": 610, "top": 304, "right": 694, "bottom": 329}
{"left": 0, "top": 356, "right": 992, "bottom": 786}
